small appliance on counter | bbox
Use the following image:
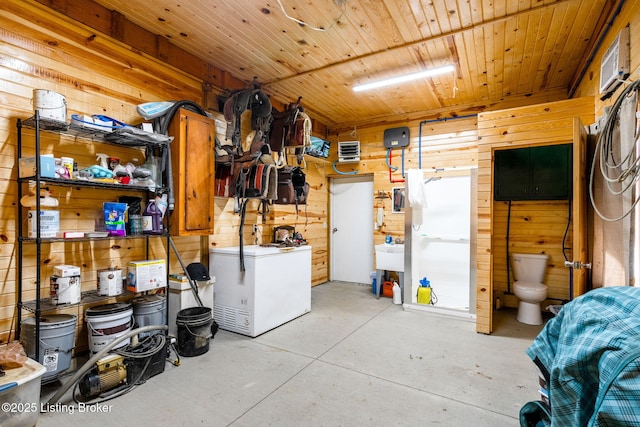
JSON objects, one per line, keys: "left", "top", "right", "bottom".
{"left": 273, "top": 225, "right": 295, "bottom": 243}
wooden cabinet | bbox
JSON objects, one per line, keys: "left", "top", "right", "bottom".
{"left": 494, "top": 143, "right": 572, "bottom": 201}
{"left": 168, "top": 108, "right": 215, "bottom": 236}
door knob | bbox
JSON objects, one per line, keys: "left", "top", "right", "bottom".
{"left": 564, "top": 260, "right": 592, "bottom": 270}
{"left": 332, "top": 227, "right": 338, "bottom": 233}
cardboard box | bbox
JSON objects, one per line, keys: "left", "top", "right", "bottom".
{"left": 53, "top": 264, "right": 81, "bottom": 277}
{"left": 126, "top": 259, "right": 166, "bottom": 292}
{"left": 27, "top": 210, "right": 60, "bottom": 238}
{"left": 19, "top": 155, "right": 56, "bottom": 178}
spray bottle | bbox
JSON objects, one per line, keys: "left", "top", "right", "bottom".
{"left": 96, "top": 153, "right": 109, "bottom": 169}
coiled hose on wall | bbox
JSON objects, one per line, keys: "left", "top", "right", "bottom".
{"left": 589, "top": 79, "right": 640, "bottom": 222}
{"left": 152, "top": 101, "right": 208, "bottom": 211}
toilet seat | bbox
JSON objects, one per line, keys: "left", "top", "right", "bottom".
{"left": 514, "top": 281, "right": 546, "bottom": 292}
{"left": 514, "top": 281, "right": 547, "bottom": 300}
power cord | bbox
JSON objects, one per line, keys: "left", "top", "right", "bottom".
{"left": 429, "top": 288, "right": 438, "bottom": 305}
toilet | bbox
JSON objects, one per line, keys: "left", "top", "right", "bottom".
{"left": 511, "top": 253, "right": 549, "bottom": 325}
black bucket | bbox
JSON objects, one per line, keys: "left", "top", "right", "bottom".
{"left": 176, "top": 307, "right": 214, "bottom": 357}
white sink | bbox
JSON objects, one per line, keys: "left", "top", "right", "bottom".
{"left": 375, "top": 244, "right": 404, "bottom": 272}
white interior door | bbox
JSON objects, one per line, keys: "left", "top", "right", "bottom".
{"left": 330, "top": 176, "right": 374, "bottom": 283}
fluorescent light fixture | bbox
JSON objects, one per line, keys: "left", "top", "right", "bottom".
{"left": 353, "top": 64, "right": 455, "bottom": 92}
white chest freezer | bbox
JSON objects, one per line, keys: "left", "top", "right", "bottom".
{"left": 209, "top": 245, "right": 311, "bottom": 337}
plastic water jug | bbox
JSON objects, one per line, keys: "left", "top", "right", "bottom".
{"left": 392, "top": 282, "right": 402, "bottom": 304}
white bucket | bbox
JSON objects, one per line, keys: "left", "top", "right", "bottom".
{"left": 97, "top": 268, "right": 123, "bottom": 296}
{"left": 32, "top": 89, "right": 67, "bottom": 123}
{"left": 85, "top": 302, "right": 133, "bottom": 354}
{"left": 21, "top": 314, "right": 77, "bottom": 381}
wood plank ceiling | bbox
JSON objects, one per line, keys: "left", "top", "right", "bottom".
{"left": 90, "top": 0, "right": 615, "bottom": 128}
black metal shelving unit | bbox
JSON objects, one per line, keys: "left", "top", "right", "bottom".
{"left": 16, "top": 112, "right": 171, "bottom": 361}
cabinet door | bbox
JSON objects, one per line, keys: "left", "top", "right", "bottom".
{"left": 494, "top": 147, "right": 530, "bottom": 201}
{"left": 530, "top": 144, "right": 572, "bottom": 200}
{"left": 169, "top": 108, "right": 215, "bottom": 236}
{"left": 494, "top": 144, "right": 571, "bottom": 201}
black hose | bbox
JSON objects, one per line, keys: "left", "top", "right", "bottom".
{"left": 151, "top": 100, "right": 208, "bottom": 211}
{"left": 562, "top": 199, "right": 572, "bottom": 262}
{"left": 47, "top": 325, "right": 168, "bottom": 405}
{"left": 239, "top": 199, "right": 249, "bottom": 272}
{"left": 506, "top": 200, "right": 512, "bottom": 294}
{"left": 73, "top": 334, "right": 166, "bottom": 405}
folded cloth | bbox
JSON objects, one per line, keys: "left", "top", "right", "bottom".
{"left": 407, "top": 169, "right": 427, "bottom": 207}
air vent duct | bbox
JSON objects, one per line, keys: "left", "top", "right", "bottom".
{"left": 599, "top": 26, "right": 630, "bottom": 95}
{"left": 338, "top": 141, "right": 360, "bottom": 163}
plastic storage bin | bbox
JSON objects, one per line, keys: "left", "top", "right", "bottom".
{"left": 0, "top": 357, "right": 46, "bottom": 427}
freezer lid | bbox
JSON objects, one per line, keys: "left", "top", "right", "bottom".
{"left": 210, "top": 244, "right": 311, "bottom": 257}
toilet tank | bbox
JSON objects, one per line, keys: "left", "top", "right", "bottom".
{"left": 511, "top": 253, "right": 549, "bottom": 283}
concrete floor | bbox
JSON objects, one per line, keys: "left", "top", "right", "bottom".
{"left": 37, "top": 281, "right": 545, "bottom": 426}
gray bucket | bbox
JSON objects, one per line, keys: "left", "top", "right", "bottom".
{"left": 132, "top": 294, "right": 166, "bottom": 338}
{"left": 21, "top": 314, "right": 76, "bottom": 381}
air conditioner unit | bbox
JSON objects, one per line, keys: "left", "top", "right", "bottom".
{"left": 599, "top": 26, "right": 630, "bottom": 95}
{"left": 338, "top": 141, "right": 360, "bottom": 163}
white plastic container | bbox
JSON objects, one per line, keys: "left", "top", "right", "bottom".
{"left": 97, "top": 268, "right": 123, "bottom": 296}
{"left": 32, "top": 89, "right": 67, "bottom": 123}
{"left": 50, "top": 275, "right": 81, "bottom": 304}
{"left": 392, "top": 281, "right": 402, "bottom": 304}
{"left": 0, "top": 357, "right": 46, "bottom": 427}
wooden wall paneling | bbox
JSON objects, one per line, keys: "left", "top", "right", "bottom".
{"left": 0, "top": 1, "right": 209, "bottom": 344}
{"left": 28, "top": 0, "right": 230, "bottom": 92}
{"left": 492, "top": 200, "right": 573, "bottom": 309}
{"left": 459, "top": 29, "right": 484, "bottom": 100}
{"left": 476, "top": 97, "right": 594, "bottom": 334}
{"left": 502, "top": 13, "right": 520, "bottom": 97}
{"left": 571, "top": 0, "right": 640, "bottom": 289}
{"left": 207, "top": 156, "right": 330, "bottom": 286}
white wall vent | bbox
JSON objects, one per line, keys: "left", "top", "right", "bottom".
{"left": 599, "top": 26, "right": 630, "bottom": 95}
{"left": 338, "top": 141, "right": 360, "bottom": 163}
